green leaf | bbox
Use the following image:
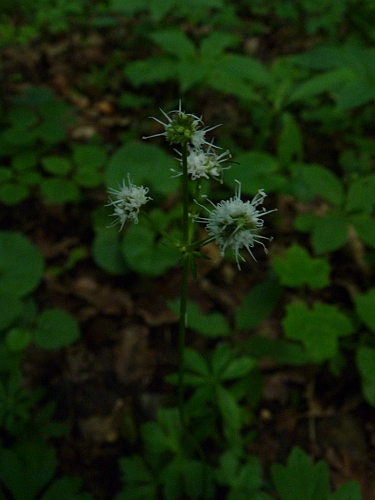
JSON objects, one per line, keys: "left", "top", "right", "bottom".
{"left": 235, "top": 276, "right": 282, "bottom": 330}
{"left": 224, "top": 151, "right": 284, "bottom": 194}
{"left": 297, "top": 164, "right": 344, "bottom": 206}
{"left": 0, "top": 440, "right": 57, "bottom": 500}
{"left": 41, "top": 476, "right": 93, "bottom": 500}
{"left": 185, "top": 300, "right": 230, "bottom": 337}
{"left": 282, "top": 301, "right": 354, "bottom": 362}
{"left": 354, "top": 287, "right": 375, "bottom": 333}
{"left": 287, "top": 68, "right": 351, "bottom": 104}
{"left": 0, "top": 231, "right": 44, "bottom": 297}
{"left": 216, "top": 53, "right": 272, "bottom": 87}
{"left": 40, "top": 178, "right": 80, "bottom": 203}
{"left": 122, "top": 224, "right": 180, "bottom": 277}
{"left": 216, "top": 386, "right": 242, "bottom": 437}
{"left": 0, "top": 183, "right": 29, "bottom": 205}
{"left": 220, "top": 356, "right": 256, "bottom": 381}
{"left": 345, "top": 174, "right": 375, "bottom": 213}
{"left": 330, "top": 481, "right": 362, "bottom": 500}
{"left": 6, "top": 328, "right": 32, "bottom": 351}
{"left": 356, "top": 347, "right": 375, "bottom": 406}
{"left": 244, "top": 336, "right": 310, "bottom": 365}
{"left": 106, "top": 141, "right": 179, "bottom": 195}
{"left": 0, "top": 293, "right": 22, "bottom": 330}
{"left": 311, "top": 211, "right": 348, "bottom": 254}
{"left": 34, "top": 308, "right": 80, "bottom": 349}
{"left": 148, "top": 0, "right": 177, "bottom": 21}
{"left": 92, "top": 232, "right": 129, "bottom": 275}
{"left": 41, "top": 156, "right": 72, "bottom": 176}
{"left": 125, "top": 56, "right": 176, "bottom": 86}
{"left": 183, "top": 347, "right": 210, "bottom": 377}
{"left": 277, "top": 112, "right": 303, "bottom": 167}
{"left": 72, "top": 144, "right": 107, "bottom": 170}
{"left": 350, "top": 214, "right": 375, "bottom": 248}
{"left": 200, "top": 32, "right": 238, "bottom": 60}
{"left": 150, "top": 29, "right": 196, "bottom": 58}
{"left": 272, "top": 244, "right": 331, "bottom": 288}
{"left": 271, "top": 447, "right": 329, "bottom": 500}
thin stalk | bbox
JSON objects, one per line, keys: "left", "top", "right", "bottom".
{"left": 178, "top": 142, "right": 189, "bottom": 425}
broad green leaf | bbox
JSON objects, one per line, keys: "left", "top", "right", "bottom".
{"left": 272, "top": 244, "right": 331, "bottom": 288}
{"left": 297, "top": 164, "right": 344, "bottom": 206}
{"left": 356, "top": 347, "right": 375, "bottom": 406}
{"left": 178, "top": 59, "right": 210, "bottom": 92}
{"left": 220, "top": 356, "right": 256, "bottom": 381}
{"left": 216, "top": 385, "right": 241, "bottom": 434}
{"left": 150, "top": 29, "right": 196, "bottom": 58}
{"left": 148, "top": 0, "right": 176, "bottom": 21}
{"left": 6, "top": 328, "right": 31, "bottom": 351}
{"left": 311, "top": 211, "right": 348, "bottom": 254}
{"left": 0, "top": 440, "right": 57, "bottom": 500}
{"left": 330, "top": 481, "right": 362, "bottom": 500}
{"left": 0, "top": 183, "right": 29, "bottom": 205}
{"left": 287, "top": 68, "right": 352, "bottom": 104}
{"left": 72, "top": 144, "right": 107, "bottom": 169}
{"left": 282, "top": 301, "right": 354, "bottom": 362}
{"left": 244, "top": 336, "right": 310, "bottom": 365}
{"left": 271, "top": 447, "right": 329, "bottom": 500}
{"left": 0, "top": 293, "right": 22, "bottom": 330}
{"left": 277, "top": 112, "right": 303, "bottom": 167}
{"left": 200, "top": 32, "right": 238, "bottom": 60}
{"left": 354, "top": 287, "right": 375, "bottom": 333}
{"left": 224, "top": 151, "right": 284, "bottom": 194}
{"left": 183, "top": 347, "right": 210, "bottom": 377}
{"left": 35, "top": 308, "right": 80, "bottom": 349}
{"left": 41, "top": 156, "right": 72, "bottom": 176}
{"left": 187, "top": 301, "right": 229, "bottom": 337}
{"left": 345, "top": 174, "right": 375, "bottom": 213}
{"left": 92, "top": 232, "right": 129, "bottom": 275}
{"left": 106, "top": 141, "right": 179, "bottom": 195}
{"left": 125, "top": 56, "right": 176, "bottom": 86}
{"left": 235, "top": 276, "right": 282, "bottom": 330}
{"left": 336, "top": 78, "right": 375, "bottom": 110}
{"left": 350, "top": 214, "right": 375, "bottom": 248}
{"left": 216, "top": 54, "right": 272, "bottom": 87}
{"left": 0, "top": 231, "right": 44, "bottom": 297}
{"left": 40, "top": 178, "right": 80, "bottom": 203}
{"left": 122, "top": 224, "right": 180, "bottom": 277}
{"left": 41, "top": 476, "right": 93, "bottom": 500}
{"left": 211, "top": 343, "right": 233, "bottom": 376}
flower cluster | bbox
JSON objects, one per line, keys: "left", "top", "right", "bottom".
{"left": 107, "top": 103, "right": 275, "bottom": 269}
{"left": 107, "top": 176, "right": 151, "bottom": 230}
{"left": 144, "top": 102, "right": 231, "bottom": 181}
{"left": 143, "top": 102, "right": 217, "bottom": 148}
{"left": 197, "top": 181, "right": 276, "bottom": 268}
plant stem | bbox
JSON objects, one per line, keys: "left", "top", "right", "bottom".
{"left": 178, "top": 142, "right": 189, "bottom": 425}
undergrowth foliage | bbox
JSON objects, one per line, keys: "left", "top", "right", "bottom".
{"left": 2, "top": 0, "right": 375, "bottom": 498}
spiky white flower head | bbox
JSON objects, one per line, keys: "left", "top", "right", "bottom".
{"left": 107, "top": 175, "right": 152, "bottom": 230}
{"left": 173, "top": 144, "right": 231, "bottom": 181}
{"left": 186, "top": 145, "right": 231, "bottom": 181}
{"left": 143, "top": 101, "right": 219, "bottom": 147}
{"left": 197, "top": 181, "right": 276, "bottom": 268}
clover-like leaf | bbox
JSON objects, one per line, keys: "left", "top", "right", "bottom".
{"left": 272, "top": 244, "right": 331, "bottom": 288}
{"left": 282, "top": 301, "right": 354, "bottom": 362}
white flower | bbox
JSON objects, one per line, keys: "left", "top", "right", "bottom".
{"left": 107, "top": 176, "right": 151, "bottom": 230}
{"left": 186, "top": 145, "right": 231, "bottom": 181}
{"left": 197, "top": 181, "right": 276, "bottom": 268}
{"left": 143, "top": 101, "right": 219, "bottom": 147}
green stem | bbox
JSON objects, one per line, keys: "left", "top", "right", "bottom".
{"left": 178, "top": 142, "right": 190, "bottom": 425}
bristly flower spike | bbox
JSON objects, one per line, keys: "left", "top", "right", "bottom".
{"left": 197, "top": 181, "right": 276, "bottom": 268}
{"left": 143, "top": 101, "right": 220, "bottom": 147}
{"left": 107, "top": 175, "right": 152, "bottom": 230}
